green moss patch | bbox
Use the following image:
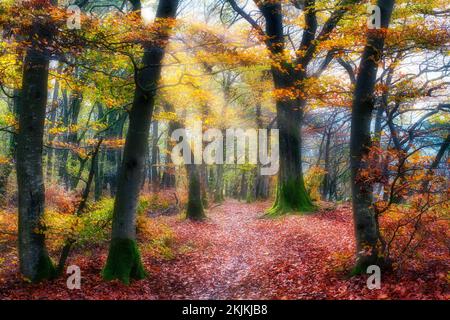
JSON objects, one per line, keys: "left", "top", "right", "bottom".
{"left": 102, "top": 238, "right": 147, "bottom": 285}
{"left": 265, "top": 177, "right": 316, "bottom": 217}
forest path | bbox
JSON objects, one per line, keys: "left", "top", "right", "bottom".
{"left": 1, "top": 199, "right": 446, "bottom": 299}
{"left": 148, "top": 199, "right": 355, "bottom": 299}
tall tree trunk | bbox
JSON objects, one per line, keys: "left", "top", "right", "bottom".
{"left": 16, "top": 48, "right": 55, "bottom": 281}
{"left": 259, "top": 2, "right": 314, "bottom": 215}
{"left": 103, "top": 0, "right": 179, "bottom": 284}
{"left": 350, "top": 0, "right": 395, "bottom": 273}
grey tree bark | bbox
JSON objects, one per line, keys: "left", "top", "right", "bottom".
{"left": 102, "top": 0, "right": 179, "bottom": 284}
{"left": 16, "top": 43, "right": 56, "bottom": 282}
{"left": 350, "top": 0, "right": 395, "bottom": 272}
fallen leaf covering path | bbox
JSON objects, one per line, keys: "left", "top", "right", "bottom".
{"left": 0, "top": 200, "right": 447, "bottom": 299}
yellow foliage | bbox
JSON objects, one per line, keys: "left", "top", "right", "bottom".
{"left": 304, "top": 166, "right": 327, "bottom": 201}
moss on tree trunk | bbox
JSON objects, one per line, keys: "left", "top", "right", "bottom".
{"left": 266, "top": 176, "right": 315, "bottom": 216}
{"left": 102, "top": 238, "right": 147, "bottom": 285}
{"left": 35, "top": 251, "right": 56, "bottom": 282}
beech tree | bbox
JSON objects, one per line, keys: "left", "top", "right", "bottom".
{"left": 102, "top": 0, "right": 180, "bottom": 284}
{"left": 225, "top": 0, "right": 359, "bottom": 215}
{"left": 350, "top": 0, "right": 395, "bottom": 272}
{"left": 15, "top": 0, "right": 58, "bottom": 282}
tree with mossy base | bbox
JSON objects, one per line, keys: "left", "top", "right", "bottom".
{"left": 226, "top": 0, "right": 357, "bottom": 216}
{"left": 264, "top": 87, "right": 315, "bottom": 216}
{"left": 15, "top": 0, "right": 57, "bottom": 283}
{"left": 266, "top": 176, "right": 315, "bottom": 216}
{"left": 102, "top": 0, "right": 179, "bottom": 284}
{"left": 102, "top": 238, "right": 147, "bottom": 285}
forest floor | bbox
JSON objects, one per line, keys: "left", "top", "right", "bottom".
{"left": 0, "top": 200, "right": 448, "bottom": 300}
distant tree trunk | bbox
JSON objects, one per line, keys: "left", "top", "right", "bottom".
{"left": 16, "top": 46, "right": 56, "bottom": 281}
{"left": 67, "top": 91, "right": 83, "bottom": 190}
{"left": 57, "top": 139, "right": 103, "bottom": 274}
{"left": 239, "top": 171, "right": 248, "bottom": 200}
{"left": 94, "top": 149, "right": 105, "bottom": 201}
{"left": 253, "top": 169, "right": 269, "bottom": 200}
{"left": 252, "top": 103, "right": 269, "bottom": 201}
{"left": 321, "top": 131, "right": 331, "bottom": 200}
{"left": 150, "top": 120, "right": 160, "bottom": 189}
{"left": 94, "top": 105, "right": 105, "bottom": 201}
{"left": 57, "top": 89, "right": 71, "bottom": 187}
{"left": 373, "top": 104, "right": 384, "bottom": 144}
{"left": 103, "top": 0, "right": 179, "bottom": 284}
{"left": 350, "top": 0, "right": 395, "bottom": 273}
{"left": 0, "top": 89, "right": 19, "bottom": 206}
{"left": 186, "top": 163, "right": 205, "bottom": 220}
{"left": 200, "top": 163, "right": 208, "bottom": 208}
{"left": 160, "top": 104, "right": 177, "bottom": 189}
{"left": 214, "top": 162, "right": 224, "bottom": 202}
{"left": 46, "top": 64, "right": 62, "bottom": 181}
{"left": 104, "top": 111, "right": 126, "bottom": 196}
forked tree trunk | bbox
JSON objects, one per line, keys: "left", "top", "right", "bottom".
{"left": 102, "top": 0, "right": 179, "bottom": 284}
{"left": 350, "top": 0, "right": 395, "bottom": 273}
{"left": 259, "top": 2, "right": 314, "bottom": 215}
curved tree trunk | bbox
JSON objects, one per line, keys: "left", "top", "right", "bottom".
{"left": 350, "top": 0, "right": 395, "bottom": 273}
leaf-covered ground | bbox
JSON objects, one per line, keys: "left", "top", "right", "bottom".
{"left": 0, "top": 200, "right": 448, "bottom": 299}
